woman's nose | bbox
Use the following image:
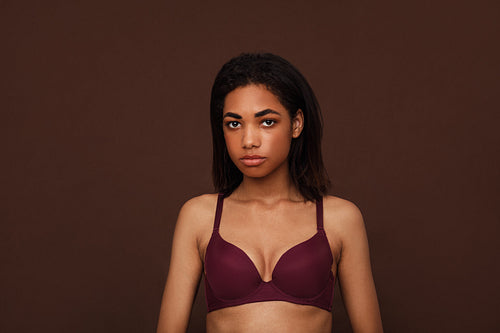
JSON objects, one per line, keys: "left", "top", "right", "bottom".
{"left": 242, "top": 126, "right": 261, "bottom": 148}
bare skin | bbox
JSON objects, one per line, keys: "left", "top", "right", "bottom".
{"left": 157, "top": 85, "right": 383, "bottom": 333}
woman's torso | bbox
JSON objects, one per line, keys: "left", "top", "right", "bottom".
{"left": 198, "top": 193, "right": 342, "bottom": 333}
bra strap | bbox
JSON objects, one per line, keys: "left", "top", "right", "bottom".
{"left": 213, "top": 193, "right": 225, "bottom": 231}
{"left": 316, "top": 197, "right": 324, "bottom": 230}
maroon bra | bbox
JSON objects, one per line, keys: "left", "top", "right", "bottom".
{"left": 204, "top": 193, "right": 335, "bottom": 312}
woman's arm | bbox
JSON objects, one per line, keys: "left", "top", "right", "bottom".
{"left": 156, "top": 199, "right": 205, "bottom": 333}
{"left": 327, "top": 198, "right": 383, "bottom": 333}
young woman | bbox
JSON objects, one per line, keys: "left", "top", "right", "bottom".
{"left": 157, "top": 53, "right": 383, "bottom": 333}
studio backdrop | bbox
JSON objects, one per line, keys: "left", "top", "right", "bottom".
{"left": 2, "top": 1, "right": 499, "bottom": 332}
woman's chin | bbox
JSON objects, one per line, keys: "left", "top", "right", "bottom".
{"left": 240, "top": 170, "right": 269, "bottom": 179}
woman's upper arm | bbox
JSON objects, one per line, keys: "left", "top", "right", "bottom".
{"left": 327, "top": 198, "right": 383, "bottom": 333}
{"left": 156, "top": 196, "right": 211, "bottom": 333}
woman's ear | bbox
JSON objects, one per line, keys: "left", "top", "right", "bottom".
{"left": 292, "top": 109, "right": 304, "bottom": 138}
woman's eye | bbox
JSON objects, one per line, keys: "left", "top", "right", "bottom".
{"left": 262, "top": 119, "right": 275, "bottom": 127}
{"left": 227, "top": 121, "right": 240, "bottom": 129}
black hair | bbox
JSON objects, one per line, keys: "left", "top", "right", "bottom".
{"left": 210, "top": 53, "right": 330, "bottom": 201}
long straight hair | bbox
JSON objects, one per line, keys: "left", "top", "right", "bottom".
{"left": 210, "top": 53, "right": 330, "bottom": 201}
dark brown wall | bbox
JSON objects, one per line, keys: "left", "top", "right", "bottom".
{"left": 2, "top": 1, "right": 499, "bottom": 332}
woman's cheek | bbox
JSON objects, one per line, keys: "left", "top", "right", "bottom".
{"left": 224, "top": 133, "right": 240, "bottom": 160}
{"left": 268, "top": 132, "right": 292, "bottom": 158}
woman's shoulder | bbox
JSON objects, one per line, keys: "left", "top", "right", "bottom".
{"left": 172, "top": 193, "right": 219, "bottom": 245}
{"left": 179, "top": 193, "right": 219, "bottom": 220}
{"left": 322, "top": 195, "right": 366, "bottom": 236}
{"left": 170, "top": 194, "right": 220, "bottom": 257}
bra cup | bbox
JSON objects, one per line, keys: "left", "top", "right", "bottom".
{"left": 205, "top": 233, "right": 262, "bottom": 300}
{"left": 272, "top": 232, "right": 333, "bottom": 298}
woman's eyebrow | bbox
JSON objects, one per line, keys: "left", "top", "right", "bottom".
{"left": 223, "top": 109, "right": 281, "bottom": 119}
{"left": 223, "top": 112, "right": 242, "bottom": 119}
{"left": 254, "top": 109, "right": 281, "bottom": 117}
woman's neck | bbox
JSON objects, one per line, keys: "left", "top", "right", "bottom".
{"left": 232, "top": 165, "right": 303, "bottom": 203}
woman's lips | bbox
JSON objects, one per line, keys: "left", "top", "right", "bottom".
{"left": 240, "top": 155, "right": 266, "bottom": 166}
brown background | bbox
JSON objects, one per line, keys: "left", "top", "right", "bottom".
{"left": 2, "top": 0, "right": 499, "bottom": 332}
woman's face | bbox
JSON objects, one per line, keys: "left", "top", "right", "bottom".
{"left": 222, "top": 84, "right": 303, "bottom": 179}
